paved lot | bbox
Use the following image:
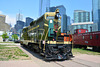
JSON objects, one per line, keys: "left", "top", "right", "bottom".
{"left": 0, "top": 60, "right": 39, "bottom": 67}
{"left": 0, "top": 43, "right": 100, "bottom": 67}
{"left": 0, "top": 43, "right": 20, "bottom": 45}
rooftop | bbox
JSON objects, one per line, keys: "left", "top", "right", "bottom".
{"left": 74, "top": 10, "right": 89, "bottom": 12}
{"left": 0, "top": 14, "right": 6, "bottom": 17}
{"left": 72, "top": 22, "right": 93, "bottom": 25}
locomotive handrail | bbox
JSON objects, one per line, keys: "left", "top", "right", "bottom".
{"left": 58, "top": 26, "right": 61, "bottom": 30}
{"left": 43, "top": 28, "right": 50, "bottom": 52}
{"left": 28, "top": 25, "right": 39, "bottom": 32}
{"left": 44, "top": 23, "right": 48, "bottom": 27}
{"left": 38, "top": 29, "right": 45, "bottom": 49}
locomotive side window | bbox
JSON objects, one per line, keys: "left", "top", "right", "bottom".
{"left": 96, "top": 35, "right": 99, "bottom": 39}
{"left": 90, "top": 35, "right": 92, "bottom": 39}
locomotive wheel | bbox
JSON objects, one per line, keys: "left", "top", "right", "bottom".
{"left": 83, "top": 46, "right": 87, "bottom": 49}
{"left": 66, "top": 54, "right": 70, "bottom": 60}
{"left": 93, "top": 46, "right": 97, "bottom": 51}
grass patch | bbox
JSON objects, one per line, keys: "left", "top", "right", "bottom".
{"left": 0, "top": 45, "right": 30, "bottom": 61}
{"left": 72, "top": 48, "right": 100, "bottom": 55}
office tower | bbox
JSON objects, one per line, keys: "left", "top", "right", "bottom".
{"left": 63, "top": 15, "right": 67, "bottom": 33}
{"left": 16, "top": 13, "right": 23, "bottom": 22}
{"left": 39, "top": 0, "right": 50, "bottom": 16}
{"left": 15, "top": 21, "right": 25, "bottom": 33}
{"left": 92, "top": 0, "right": 100, "bottom": 31}
{"left": 50, "top": 5, "right": 67, "bottom": 33}
{"left": 26, "top": 17, "right": 34, "bottom": 26}
{"left": 67, "top": 16, "right": 71, "bottom": 31}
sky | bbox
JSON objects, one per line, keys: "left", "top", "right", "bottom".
{"left": 0, "top": 0, "right": 92, "bottom": 27}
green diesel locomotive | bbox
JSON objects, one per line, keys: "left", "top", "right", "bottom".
{"left": 20, "top": 9, "right": 72, "bottom": 60}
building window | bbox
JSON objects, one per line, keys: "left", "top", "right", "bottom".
{"left": 96, "top": 35, "right": 99, "bottom": 39}
{"left": 79, "top": 30, "right": 81, "bottom": 32}
{"left": 90, "top": 35, "right": 92, "bottom": 39}
{"left": 74, "top": 30, "right": 76, "bottom": 33}
{"left": 83, "top": 36, "right": 84, "bottom": 39}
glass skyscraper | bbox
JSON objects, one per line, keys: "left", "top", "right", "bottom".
{"left": 39, "top": 0, "right": 50, "bottom": 16}
{"left": 49, "top": 5, "right": 67, "bottom": 33}
{"left": 67, "top": 16, "right": 71, "bottom": 31}
{"left": 25, "top": 17, "right": 34, "bottom": 26}
{"left": 92, "top": 0, "right": 100, "bottom": 31}
{"left": 15, "top": 21, "right": 25, "bottom": 33}
{"left": 74, "top": 10, "right": 90, "bottom": 23}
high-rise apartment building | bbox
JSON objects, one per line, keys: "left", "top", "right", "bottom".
{"left": 92, "top": 0, "right": 100, "bottom": 31}
{"left": 71, "top": 10, "right": 91, "bottom": 34}
{"left": 39, "top": 0, "right": 50, "bottom": 16}
{"left": 74, "top": 10, "right": 90, "bottom": 23}
{"left": 49, "top": 5, "right": 67, "bottom": 33}
{"left": 71, "top": 22, "right": 93, "bottom": 34}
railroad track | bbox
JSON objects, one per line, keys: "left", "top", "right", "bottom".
{"left": 19, "top": 45, "right": 92, "bottom": 67}
{"left": 71, "top": 60, "right": 91, "bottom": 67}
{"left": 53, "top": 60, "right": 91, "bottom": 67}
{"left": 53, "top": 61, "right": 65, "bottom": 67}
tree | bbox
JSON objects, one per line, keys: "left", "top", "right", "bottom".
{"left": 12, "top": 34, "right": 18, "bottom": 41}
{"left": 2, "top": 32, "right": 9, "bottom": 41}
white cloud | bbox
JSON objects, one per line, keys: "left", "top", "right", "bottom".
{"left": 0, "top": 10, "right": 16, "bottom": 27}
{"left": 22, "top": 18, "right": 25, "bottom": 22}
{"left": 0, "top": 10, "right": 37, "bottom": 27}
{"left": 6, "top": 15, "right": 16, "bottom": 27}
{"left": 0, "top": 11, "right": 2, "bottom": 14}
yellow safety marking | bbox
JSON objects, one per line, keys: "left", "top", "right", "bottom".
{"left": 39, "top": 29, "right": 44, "bottom": 30}
{"left": 58, "top": 26, "right": 61, "bottom": 30}
{"left": 44, "top": 23, "right": 48, "bottom": 27}
{"left": 44, "top": 12, "right": 56, "bottom": 20}
{"left": 46, "top": 41, "right": 71, "bottom": 44}
{"left": 54, "top": 19, "right": 61, "bottom": 23}
{"left": 56, "top": 42, "right": 64, "bottom": 44}
{"left": 28, "top": 25, "right": 39, "bottom": 32}
{"left": 64, "top": 41, "right": 71, "bottom": 44}
{"left": 47, "top": 41, "right": 56, "bottom": 44}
